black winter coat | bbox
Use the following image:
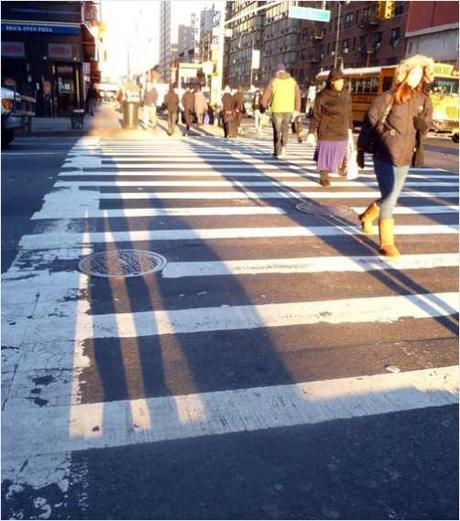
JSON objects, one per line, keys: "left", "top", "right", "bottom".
{"left": 358, "top": 90, "right": 432, "bottom": 166}
{"left": 308, "top": 86, "right": 353, "bottom": 141}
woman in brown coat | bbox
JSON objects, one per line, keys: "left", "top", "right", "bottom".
{"left": 357, "top": 55, "right": 433, "bottom": 258}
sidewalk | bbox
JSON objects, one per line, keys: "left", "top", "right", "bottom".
{"left": 20, "top": 102, "right": 226, "bottom": 139}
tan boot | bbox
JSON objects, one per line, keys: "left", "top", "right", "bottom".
{"left": 379, "top": 219, "right": 400, "bottom": 258}
{"left": 359, "top": 202, "right": 379, "bottom": 235}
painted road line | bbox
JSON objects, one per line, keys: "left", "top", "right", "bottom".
{"left": 31, "top": 206, "right": 287, "bottom": 220}
{"left": 54, "top": 180, "right": 459, "bottom": 188}
{"left": 30, "top": 205, "right": 459, "bottom": 221}
{"left": 351, "top": 205, "right": 459, "bottom": 215}
{"left": 4, "top": 367, "right": 458, "bottom": 455}
{"left": 162, "top": 253, "right": 460, "bottom": 278}
{"left": 56, "top": 171, "right": 457, "bottom": 181}
{"left": 18, "top": 224, "right": 459, "bottom": 250}
{"left": 97, "top": 190, "right": 459, "bottom": 200}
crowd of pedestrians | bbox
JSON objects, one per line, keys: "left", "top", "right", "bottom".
{"left": 114, "top": 53, "right": 433, "bottom": 259}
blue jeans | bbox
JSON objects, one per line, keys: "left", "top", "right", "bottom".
{"left": 373, "top": 158, "right": 410, "bottom": 219}
{"left": 272, "top": 113, "right": 292, "bottom": 155}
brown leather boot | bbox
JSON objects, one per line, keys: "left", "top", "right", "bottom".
{"left": 319, "top": 171, "right": 330, "bottom": 187}
{"left": 379, "top": 219, "right": 400, "bottom": 258}
{"left": 359, "top": 201, "right": 379, "bottom": 235}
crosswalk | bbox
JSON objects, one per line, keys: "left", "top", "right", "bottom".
{"left": 2, "top": 134, "right": 459, "bottom": 518}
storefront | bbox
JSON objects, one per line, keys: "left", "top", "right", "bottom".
{"left": 1, "top": 13, "right": 97, "bottom": 115}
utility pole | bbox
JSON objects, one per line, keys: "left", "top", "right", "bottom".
{"left": 333, "top": 1, "right": 342, "bottom": 68}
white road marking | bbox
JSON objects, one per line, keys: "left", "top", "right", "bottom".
{"left": 57, "top": 171, "right": 457, "bottom": 181}
{"left": 54, "top": 179, "right": 459, "bottom": 188}
{"left": 18, "top": 224, "right": 459, "bottom": 250}
{"left": 30, "top": 204, "right": 459, "bottom": 221}
{"left": 3, "top": 292, "right": 456, "bottom": 344}
{"left": 162, "top": 253, "right": 460, "bottom": 278}
{"left": 97, "top": 190, "right": 458, "bottom": 200}
{"left": 4, "top": 367, "right": 458, "bottom": 454}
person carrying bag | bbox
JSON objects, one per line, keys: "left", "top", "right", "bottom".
{"left": 357, "top": 55, "right": 433, "bottom": 258}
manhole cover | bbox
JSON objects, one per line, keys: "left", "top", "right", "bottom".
{"left": 78, "top": 250, "right": 167, "bottom": 278}
{"left": 296, "top": 201, "right": 355, "bottom": 219}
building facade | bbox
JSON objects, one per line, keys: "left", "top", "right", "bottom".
{"left": 159, "top": 0, "right": 172, "bottom": 82}
{"left": 298, "top": 1, "right": 409, "bottom": 88}
{"left": 224, "top": 1, "right": 265, "bottom": 87}
{"left": 405, "top": 1, "right": 459, "bottom": 65}
{"left": 1, "top": 1, "right": 99, "bottom": 116}
{"left": 178, "top": 24, "right": 195, "bottom": 62}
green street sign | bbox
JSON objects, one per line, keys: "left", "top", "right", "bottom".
{"left": 288, "top": 6, "right": 331, "bottom": 22}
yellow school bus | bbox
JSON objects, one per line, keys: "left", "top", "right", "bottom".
{"left": 315, "top": 63, "right": 459, "bottom": 140}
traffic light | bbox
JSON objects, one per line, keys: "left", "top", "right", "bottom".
{"left": 377, "top": 1, "right": 396, "bottom": 20}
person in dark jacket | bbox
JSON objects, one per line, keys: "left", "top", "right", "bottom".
{"left": 357, "top": 54, "right": 433, "bottom": 258}
{"left": 181, "top": 86, "right": 194, "bottom": 135}
{"left": 221, "top": 86, "right": 236, "bottom": 138}
{"left": 306, "top": 62, "right": 353, "bottom": 186}
{"left": 164, "top": 85, "right": 180, "bottom": 136}
{"left": 252, "top": 88, "right": 265, "bottom": 134}
{"left": 86, "top": 83, "right": 101, "bottom": 116}
{"left": 232, "top": 85, "right": 245, "bottom": 135}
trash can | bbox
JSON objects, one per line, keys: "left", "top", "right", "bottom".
{"left": 123, "top": 101, "right": 139, "bottom": 129}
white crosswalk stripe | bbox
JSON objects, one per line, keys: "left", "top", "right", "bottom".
{"left": 2, "top": 134, "right": 458, "bottom": 516}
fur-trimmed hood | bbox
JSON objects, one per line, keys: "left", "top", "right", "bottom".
{"left": 395, "top": 54, "right": 435, "bottom": 85}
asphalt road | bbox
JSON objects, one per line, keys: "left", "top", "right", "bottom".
{"left": 1, "top": 129, "right": 459, "bottom": 520}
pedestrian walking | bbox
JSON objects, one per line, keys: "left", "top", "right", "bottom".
{"left": 221, "top": 86, "right": 236, "bottom": 139}
{"left": 143, "top": 81, "right": 158, "bottom": 130}
{"left": 85, "top": 83, "right": 100, "bottom": 116}
{"left": 194, "top": 88, "right": 208, "bottom": 126}
{"left": 306, "top": 63, "right": 353, "bottom": 187}
{"left": 357, "top": 55, "right": 433, "bottom": 258}
{"left": 252, "top": 88, "right": 265, "bottom": 134}
{"left": 182, "top": 86, "right": 194, "bottom": 135}
{"left": 292, "top": 112, "right": 303, "bottom": 143}
{"left": 262, "top": 64, "right": 301, "bottom": 158}
{"left": 164, "top": 85, "right": 180, "bottom": 136}
{"left": 232, "top": 86, "right": 245, "bottom": 135}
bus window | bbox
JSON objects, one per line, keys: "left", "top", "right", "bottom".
{"left": 370, "top": 77, "right": 379, "bottom": 93}
{"left": 362, "top": 79, "right": 371, "bottom": 93}
{"left": 382, "top": 77, "right": 393, "bottom": 91}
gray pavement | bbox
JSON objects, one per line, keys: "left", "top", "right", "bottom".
{"left": 1, "top": 104, "right": 459, "bottom": 520}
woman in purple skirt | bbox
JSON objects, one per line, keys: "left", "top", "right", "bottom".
{"left": 306, "top": 64, "right": 353, "bottom": 187}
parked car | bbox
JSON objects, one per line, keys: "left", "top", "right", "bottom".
{"left": 1, "top": 87, "right": 22, "bottom": 146}
{"left": 1, "top": 87, "right": 36, "bottom": 147}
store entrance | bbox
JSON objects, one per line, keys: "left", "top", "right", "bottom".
{"left": 55, "top": 64, "right": 79, "bottom": 114}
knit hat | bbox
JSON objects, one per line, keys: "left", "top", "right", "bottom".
{"left": 327, "top": 59, "right": 345, "bottom": 82}
{"left": 394, "top": 55, "right": 435, "bottom": 85}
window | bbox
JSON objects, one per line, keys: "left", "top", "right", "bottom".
{"left": 373, "top": 32, "right": 382, "bottom": 49}
{"left": 395, "top": 2, "right": 404, "bottom": 15}
{"left": 370, "top": 77, "right": 379, "bottom": 93}
{"left": 342, "top": 39, "right": 349, "bottom": 51}
{"left": 344, "top": 13, "right": 353, "bottom": 28}
{"left": 390, "top": 28, "right": 400, "bottom": 48}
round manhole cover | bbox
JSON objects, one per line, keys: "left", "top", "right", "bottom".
{"left": 296, "top": 201, "right": 354, "bottom": 219}
{"left": 79, "top": 250, "right": 167, "bottom": 278}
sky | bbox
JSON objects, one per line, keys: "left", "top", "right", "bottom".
{"left": 101, "top": 0, "right": 223, "bottom": 81}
